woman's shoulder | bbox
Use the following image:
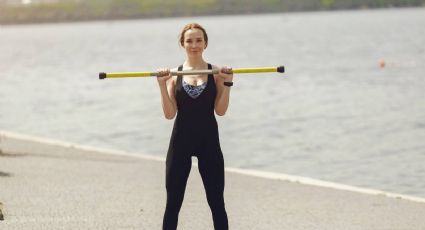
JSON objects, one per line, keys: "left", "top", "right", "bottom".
{"left": 210, "top": 64, "right": 220, "bottom": 82}
{"left": 170, "top": 66, "right": 179, "bottom": 73}
{"left": 210, "top": 64, "right": 220, "bottom": 70}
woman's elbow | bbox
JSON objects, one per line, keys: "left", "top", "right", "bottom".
{"left": 215, "top": 110, "right": 226, "bottom": 116}
{"left": 164, "top": 112, "right": 176, "bottom": 120}
{"left": 165, "top": 115, "right": 175, "bottom": 120}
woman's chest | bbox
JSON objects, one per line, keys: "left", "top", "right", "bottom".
{"left": 182, "top": 75, "right": 208, "bottom": 86}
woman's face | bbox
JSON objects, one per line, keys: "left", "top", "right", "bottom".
{"left": 182, "top": 28, "right": 206, "bottom": 57}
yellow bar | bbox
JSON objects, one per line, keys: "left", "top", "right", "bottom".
{"left": 105, "top": 72, "right": 152, "bottom": 78}
{"left": 232, "top": 67, "right": 278, "bottom": 74}
{"left": 99, "top": 66, "right": 284, "bottom": 79}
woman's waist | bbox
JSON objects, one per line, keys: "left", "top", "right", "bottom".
{"left": 173, "top": 115, "right": 218, "bottom": 129}
{"left": 175, "top": 111, "right": 216, "bottom": 120}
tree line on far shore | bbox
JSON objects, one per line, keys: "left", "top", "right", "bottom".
{"left": 0, "top": 0, "right": 424, "bottom": 25}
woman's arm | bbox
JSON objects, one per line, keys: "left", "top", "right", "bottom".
{"left": 157, "top": 69, "right": 177, "bottom": 120}
{"left": 213, "top": 65, "right": 233, "bottom": 116}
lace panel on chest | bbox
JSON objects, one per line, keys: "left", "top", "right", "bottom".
{"left": 182, "top": 80, "right": 207, "bottom": 99}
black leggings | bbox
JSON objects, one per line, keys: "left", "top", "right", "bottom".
{"left": 162, "top": 149, "right": 228, "bottom": 230}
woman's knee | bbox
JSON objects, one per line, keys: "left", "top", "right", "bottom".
{"left": 206, "top": 193, "right": 225, "bottom": 208}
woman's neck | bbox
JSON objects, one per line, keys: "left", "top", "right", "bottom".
{"left": 184, "top": 57, "right": 207, "bottom": 69}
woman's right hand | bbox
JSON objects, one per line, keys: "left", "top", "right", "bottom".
{"left": 157, "top": 68, "right": 172, "bottom": 85}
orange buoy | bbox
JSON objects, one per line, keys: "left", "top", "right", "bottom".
{"left": 378, "top": 58, "right": 386, "bottom": 68}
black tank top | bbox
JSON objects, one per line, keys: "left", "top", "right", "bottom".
{"left": 171, "top": 64, "right": 219, "bottom": 147}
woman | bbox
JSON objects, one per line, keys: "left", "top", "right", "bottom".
{"left": 156, "top": 23, "right": 233, "bottom": 230}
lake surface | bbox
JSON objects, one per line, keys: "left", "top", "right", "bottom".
{"left": 1, "top": 8, "right": 425, "bottom": 197}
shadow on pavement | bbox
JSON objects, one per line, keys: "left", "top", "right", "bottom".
{"left": 0, "top": 171, "right": 12, "bottom": 177}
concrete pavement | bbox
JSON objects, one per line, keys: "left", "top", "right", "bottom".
{"left": 1, "top": 131, "right": 425, "bottom": 230}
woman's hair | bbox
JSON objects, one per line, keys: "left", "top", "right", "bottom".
{"left": 179, "top": 23, "right": 208, "bottom": 48}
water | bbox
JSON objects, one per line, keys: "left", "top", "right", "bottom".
{"left": 1, "top": 8, "right": 425, "bottom": 198}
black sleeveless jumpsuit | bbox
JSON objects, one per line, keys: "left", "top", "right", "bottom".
{"left": 162, "top": 64, "right": 229, "bottom": 230}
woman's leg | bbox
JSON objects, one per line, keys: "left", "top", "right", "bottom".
{"left": 163, "top": 151, "right": 192, "bottom": 230}
{"left": 198, "top": 149, "right": 229, "bottom": 230}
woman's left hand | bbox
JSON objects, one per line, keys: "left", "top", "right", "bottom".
{"left": 217, "top": 66, "right": 233, "bottom": 82}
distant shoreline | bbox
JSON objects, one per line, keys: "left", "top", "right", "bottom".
{"left": 1, "top": 7, "right": 423, "bottom": 27}
{"left": 0, "top": 0, "right": 424, "bottom": 25}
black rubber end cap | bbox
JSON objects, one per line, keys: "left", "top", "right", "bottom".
{"left": 277, "top": 66, "right": 285, "bottom": 73}
{"left": 99, "top": 72, "right": 106, "bottom": 80}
